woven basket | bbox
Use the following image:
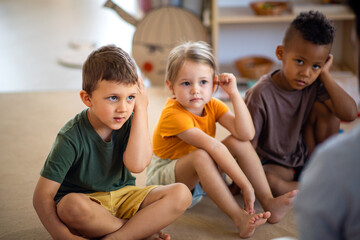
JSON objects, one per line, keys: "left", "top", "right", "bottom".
{"left": 250, "top": 1, "right": 288, "bottom": 16}
{"left": 235, "top": 56, "right": 274, "bottom": 79}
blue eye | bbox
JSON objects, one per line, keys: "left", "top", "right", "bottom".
{"left": 127, "top": 95, "right": 135, "bottom": 101}
{"left": 200, "top": 80, "right": 208, "bottom": 85}
{"left": 108, "top": 96, "right": 118, "bottom": 102}
{"left": 181, "top": 82, "right": 190, "bottom": 86}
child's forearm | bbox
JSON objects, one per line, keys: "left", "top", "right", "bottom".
{"left": 206, "top": 139, "right": 253, "bottom": 191}
{"left": 123, "top": 107, "right": 152, "bottom": 173}
{"left": 320, "top": 71, "right": 358, "bottom": 121}
{"left": 229, "top": 91, "right": 255, "bottom": 140}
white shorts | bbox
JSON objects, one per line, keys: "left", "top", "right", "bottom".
{"left": 146, "top": 154, "right": 178, "bottom": 186}
{"left": 146, "top": 154, "right": 206, "bottom": 208}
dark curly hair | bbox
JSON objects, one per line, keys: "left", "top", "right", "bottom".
{"left": 283, "top": 11, "right": 335, "bottom": 47}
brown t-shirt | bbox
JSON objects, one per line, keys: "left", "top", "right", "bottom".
{"left": 245, "top": 71, "right": 329, "bottom": 167}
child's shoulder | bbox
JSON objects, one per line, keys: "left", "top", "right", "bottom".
{"left": 246, "top": 73, "right": 275, "bottom": 97}
{"left": 59, "top": 109, "right": 87, "bottom": 134}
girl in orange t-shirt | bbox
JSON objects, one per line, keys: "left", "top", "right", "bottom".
{"left": 146, "top": 41, "right": 297, "bottom": 238}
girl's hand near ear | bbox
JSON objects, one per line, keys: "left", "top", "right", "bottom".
{"left": 218, "top": 73, "right": 239, "bottom": 97}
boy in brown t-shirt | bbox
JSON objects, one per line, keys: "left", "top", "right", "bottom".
{"left": 245, "top": 11, "right": 357, "bottom": 196}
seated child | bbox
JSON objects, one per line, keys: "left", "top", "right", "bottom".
{"left": 33, "top": 45, "right": 192, "bottom": 240}
{"left": 146, "top": 41, "right": 297, "bottom": 238}
{"left": 245, "top": 11, "right": 358, "bottom": 197}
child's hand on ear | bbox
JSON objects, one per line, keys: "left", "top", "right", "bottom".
{"left": 135, "top": 75, "right": 148, "bottom": 112}
{"left": 218, "top": 73, "right": 238, "bottom": 97}
{"left": 322, "top": 54, "right": 333, "bottom": 74}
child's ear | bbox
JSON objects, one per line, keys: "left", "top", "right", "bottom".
{"left": 166, "top": 80, "right": 175, "bottom": 95}
{"left": 276, "top": 45, "right": 284, "bottom": 60}
{"left": 212, "top": 75, "right": 218, "bottom": 93}
{"left": 80, "top": 90, "right": 92, "bottom": 107}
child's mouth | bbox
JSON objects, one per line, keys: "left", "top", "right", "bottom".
{"left": 295, "top": 80, "right": 306, "bottom": 86}
{"left": 114, "top": 117, "right": 124, "bottom": 122}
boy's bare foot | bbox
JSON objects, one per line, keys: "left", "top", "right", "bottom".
{"left": 236, "top": 211, "right": 271, "bottom": 238}
{"left": 144, "top": 231, "right": 170, "bottom": 240}
{"left": 265, "top": 190, "right": 298, "bottom": 224}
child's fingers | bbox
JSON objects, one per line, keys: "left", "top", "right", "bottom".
{"left": 137, "top": 75, "right": 145, "bottom": 92}
{"left": 219, "top": 73, "right": 233, "bottom": 82}
{"left": 244, "top": 201, "right": 255, "bottom": 214}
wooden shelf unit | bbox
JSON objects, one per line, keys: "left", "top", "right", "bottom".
{"left": 211, "top": 0, "right": 357, "bottom": 73}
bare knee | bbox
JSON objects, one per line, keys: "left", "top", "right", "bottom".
{"left": 168, "top": 183, "right": 192, "bottom": 210}
{"left": 310, "top": 101, "right": 339, "bottom": 124}
{"left": 191, "top": 149, "right": 214, "bottom": 167}
{"left": 309, "top": 101, "right": 340, "bottom": 142}
{"left": 57, "top": 193, "right": 93, "bottom": 225}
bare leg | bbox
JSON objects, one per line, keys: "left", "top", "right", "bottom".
{"left": 263, "top": 164, "right": 298, "bottom": 197}
{"left": 175, "top": 149, "right": 270, "bottom": 238}
{"left": 104, "top": 184, "right": 192, "bottom": 240}
{"left": 223, "top": 136, "right": 297, "bottom": 223}
{"left": 57, "top": 193, "right": 126, "bottom": 238}
{"left": 57, "top": 184, "right": 192, "bottom": 240}
{"left": 304, "top": 101, "right": 340, "bottom": 156}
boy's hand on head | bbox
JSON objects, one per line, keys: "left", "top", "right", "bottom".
{"left": 218, "top": 73, "right": 238, "bottom": 97}
{"left": 322, "top": 54, "right": 333, "bottom": 74}
{"left": 134, "top": 75, "right": 148, "bottom": 112}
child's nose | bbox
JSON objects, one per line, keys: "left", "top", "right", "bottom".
{"left": 191, "top": 85, "right": 200, "bottom": 94}
{"left": 116, "top": 101, "right": 127, "bottom": 112}
{"left": 300, "top": 67, "right": 310, "bottom": 78}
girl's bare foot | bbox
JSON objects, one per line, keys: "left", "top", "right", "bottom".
{"left": 265, "top": 190, "right": 298, "bottom": 224}
{"left": 236, "top": 211, "right": 271, "bottom": 238}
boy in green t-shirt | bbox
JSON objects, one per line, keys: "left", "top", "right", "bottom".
{"left": 33, "top": 45, "right": 192, "bottom": 240}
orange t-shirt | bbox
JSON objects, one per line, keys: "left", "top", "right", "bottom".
{"left": 153, "top": 97, "right": 229, "bottom": 160}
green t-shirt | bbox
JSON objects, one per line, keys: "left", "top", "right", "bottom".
{"left": 41, "top": 109, "right": 136, "bottom": 203}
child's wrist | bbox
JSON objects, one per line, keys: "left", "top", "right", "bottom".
{"left": 228, "top": 90, "right": 241, "bottom": 100}
{"left": 320, "top": 71, "right": 331, "bottom": 82}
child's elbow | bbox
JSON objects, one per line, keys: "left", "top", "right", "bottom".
{"left": 241, "top": 128, "right": 255, "bottom": 141}
{"left": 249, "top": 128, "right": 256, "bottom": 140}
{"left": 348, "top": 108, "right": 358, "bottom": 121}
{"left": 125, "top": 155, "right": 152, "bottom": 173}
{"left": 129, "top": 166, "right": 146, "bottom": 174}
{"left": 127, "top": 160, "right": 148, "bottom": 173}
{"left": 341, "top": 108, "right": 358, "bottom": 122}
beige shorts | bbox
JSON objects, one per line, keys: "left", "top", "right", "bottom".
{"left": 146, "top": 154, "right": 178, "bottom": 186}
{"left": 146, "top": 154, "right": 206, "bottom": 208}
{"left": 86, "top": 185, "right": 158, "bottom": 219}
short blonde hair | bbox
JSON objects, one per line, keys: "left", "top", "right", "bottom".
{"left": 165, "top": 41, "right": 218, "bottom": 84}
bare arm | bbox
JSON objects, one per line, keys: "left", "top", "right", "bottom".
{"left": 123, "top": 76, "right": 152, "bottom": 173}
{"left": 33, "top": 176, "right": 85, "bottom": 240}
{"left": 217, "top": 73, "right": 255, "bottom": 140}
{"left": 320, "top": 55, "right": 357, "bottom": 121}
